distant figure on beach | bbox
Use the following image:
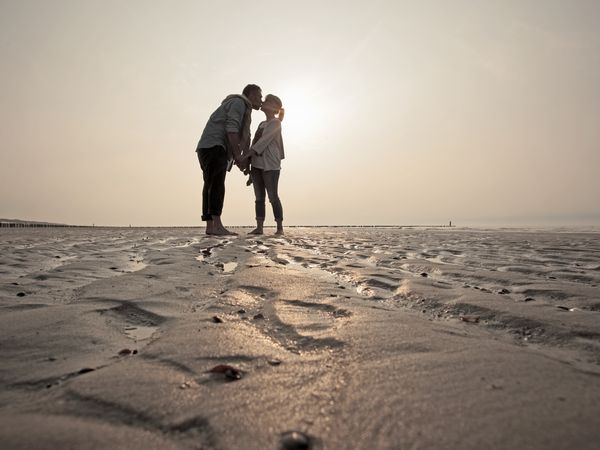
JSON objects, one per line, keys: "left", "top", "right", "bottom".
{"left": 196, "top": 84, "right": 263, "bottom": 235}
{"left": 241, "top": 94, "right": 285, "bottom": 235}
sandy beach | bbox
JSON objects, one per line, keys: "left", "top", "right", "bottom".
{"left": 1, "top": 227, "right": 599, "bottom": 449}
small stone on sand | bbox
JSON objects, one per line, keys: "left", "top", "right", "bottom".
{"left": 460, "top": 315, "right": 480, "bottom": 323}
{"left": 280, "top": 430, "right": 311, "bottom": 450}
{"left": 207, "top": 364, "right": 243, "bottom": 381}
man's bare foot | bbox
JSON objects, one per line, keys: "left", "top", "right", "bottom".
{"left": 205, "top": 221, "right": 214, "bottom": 235}
{"left": 208, "top": 216, "right": 237, "bottom": 235}
{"left": 212, "top": 226, "right": 238, "bottom": 236}
{"left": 274, "top": 229, "right": 284, "bottom": 235}
{"left": 248, "top": 228, "right": 263, "bottom": 235}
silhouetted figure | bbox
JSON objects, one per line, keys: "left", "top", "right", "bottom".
{"left": 196, "top": 84, "right": 262, "bottom": 235}
{"left": 242, "top": 94, "right": 285, "bottom": 235}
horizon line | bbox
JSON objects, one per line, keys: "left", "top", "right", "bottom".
{"left": 2, "top": 222, "right": 599, "bottom": 230}
{"left": 1, "top": 221, "right": 454, "bottom": 229}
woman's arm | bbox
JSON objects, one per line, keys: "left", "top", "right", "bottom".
{"left": 251, "top": 120, "right": 281, "bottom": 155}
{"left": 251, "top": 121, "right": 266, "bottom": 147}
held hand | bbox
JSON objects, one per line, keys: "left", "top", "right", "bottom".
{"left": 242, "top": 149, "right": 256, "bottom": 159}
{"left": 235, "top": 159, "right": 249, "bottom": 172}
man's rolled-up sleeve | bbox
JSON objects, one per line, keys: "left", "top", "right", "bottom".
{"left": 225, "top": 99, "right": 246, "bottom": 134}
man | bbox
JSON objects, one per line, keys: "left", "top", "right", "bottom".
{"left": 196, "top": 84, "right": 262, "bottom": 235}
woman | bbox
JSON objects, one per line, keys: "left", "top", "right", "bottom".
{"left": 243, "top": 94, "right": 285, "bottom": 235}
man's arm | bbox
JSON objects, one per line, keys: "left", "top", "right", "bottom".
{"left": 226, "top": 132, "right": 242, "bottom": 163}
{"left": 224, "top": 99, "right": 247, "bottom": 164}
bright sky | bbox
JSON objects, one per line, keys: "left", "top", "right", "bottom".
{"left": 1, "top": 0, "right": 599, "bottom": 226}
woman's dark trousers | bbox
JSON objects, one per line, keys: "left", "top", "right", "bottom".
{"left": 251, "top": 167, "right": 283, "bottom": 221}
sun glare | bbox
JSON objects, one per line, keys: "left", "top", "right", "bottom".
{"left": 276, "top": 86, "right": 326, "bottom": 145}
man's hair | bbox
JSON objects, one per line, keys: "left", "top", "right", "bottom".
{"left": 242, "top": 84, "right": 261, "bottom": 97}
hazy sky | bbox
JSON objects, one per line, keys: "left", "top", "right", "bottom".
{"left": 1, "top": 0, "right": 599, "bottom": 226}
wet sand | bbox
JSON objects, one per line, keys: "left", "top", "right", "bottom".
{"left": 1, "top": 227, "right": 599, "bottom": 449}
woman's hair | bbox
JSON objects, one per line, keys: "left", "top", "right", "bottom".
{"left": 265, "top": 94, "right": 284, "bottom": 120}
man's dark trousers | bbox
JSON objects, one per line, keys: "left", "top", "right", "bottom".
{"left": 197, "top": 145, "right": 228, "bottom": 221}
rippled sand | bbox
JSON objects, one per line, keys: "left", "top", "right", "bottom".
{"left": 280, "top": 228, "right": 600, "bottom": 361}
{"left": 1, "top": 227, "right": 599, "bottom": 449}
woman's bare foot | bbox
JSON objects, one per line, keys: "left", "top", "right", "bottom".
{"left": 248, "top": 228, "right": 263, "bottom": 235}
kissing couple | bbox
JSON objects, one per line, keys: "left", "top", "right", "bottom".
{"left": 195, "top": 84, "right": 286, "bottom": 236}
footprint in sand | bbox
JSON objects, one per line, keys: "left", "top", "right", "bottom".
{"left": 124, "top": 325, "right": 158, "bottom": 341}
{"left": 99, "top": 301, "right": 165, "bottom": 341}
{"left": 214, "top": 262, "right": 238, "bottom": 273}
